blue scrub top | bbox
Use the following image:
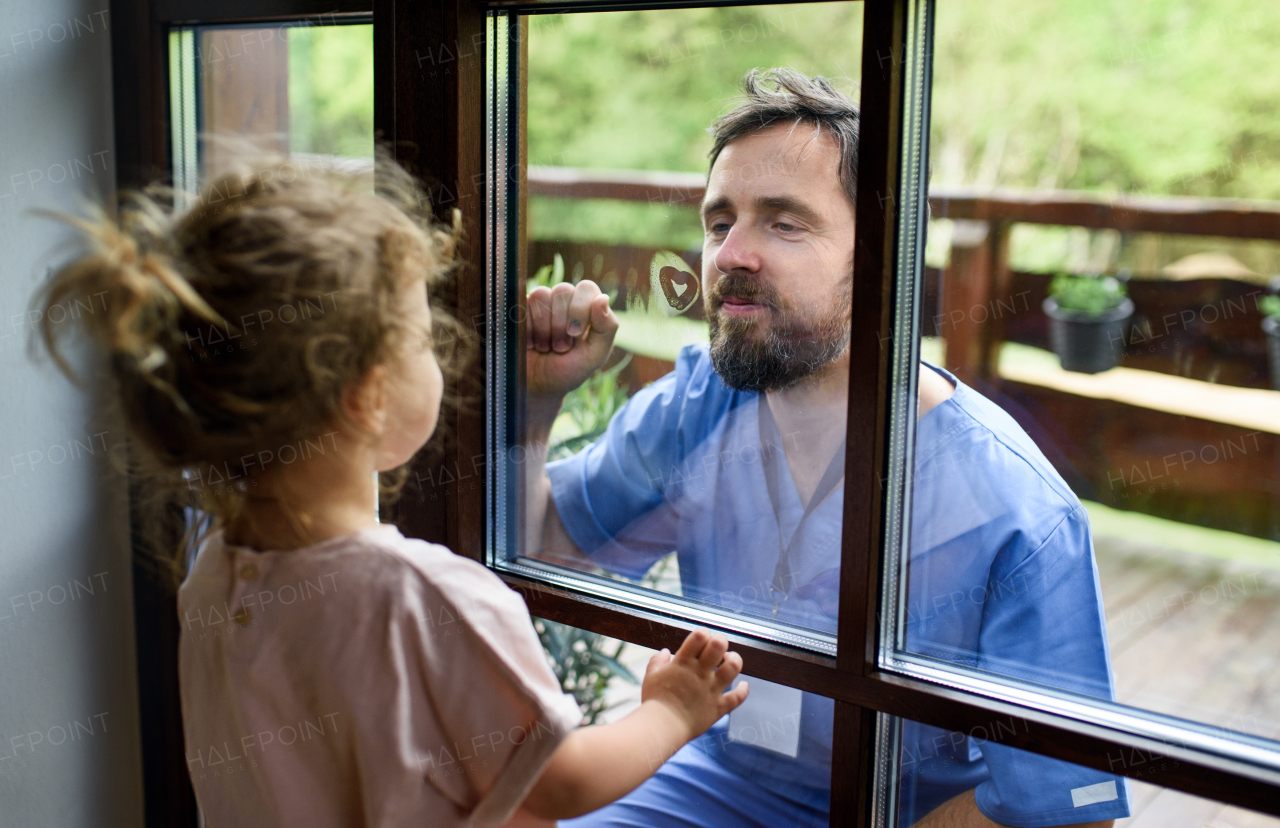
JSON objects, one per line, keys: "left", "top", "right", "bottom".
{"left": 547, "top": 345, "right": 1130, "bottom": 826}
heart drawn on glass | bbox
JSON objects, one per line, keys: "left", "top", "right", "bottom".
{"left": 659, "top": 265, "right": 699, "bottom": 313}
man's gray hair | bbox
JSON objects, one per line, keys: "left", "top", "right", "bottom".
{"left": 707, "top": 68, "right": 860, "bottom": 208}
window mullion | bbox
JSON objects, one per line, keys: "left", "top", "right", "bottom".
{"left": 830, "top": 0, "right": 915, "bottom": 822}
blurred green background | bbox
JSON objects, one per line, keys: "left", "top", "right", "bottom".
{"left": 527, "top": 4, "right": 863, "bottom": 249}
{"left": 288, "top": 24, "right": 374, "bottom": 159}
{"left": 293, "top": 5, "right": 1280, "bottom": 272}
{"left": 521, "top": 1, "right": 1280, "bottom": 273}
{"left": 928, "top": 1, "right": 1279, "bottom": 198}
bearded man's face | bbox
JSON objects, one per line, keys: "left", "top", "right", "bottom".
{"left": 700, "top": 123, "right": 856, "bottom": 393}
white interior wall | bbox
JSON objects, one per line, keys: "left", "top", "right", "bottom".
{"left": 0, "top": 2, "right": 145, "bottom": 825}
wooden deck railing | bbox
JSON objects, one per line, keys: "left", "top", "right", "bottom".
{"left": 526, "top": 166, "right": 1280, "bottom": 543}
{"left": 529, "top": 165, "right": 1280, "bottom": 385}
{"left": 529, "top": 165, "right": 1280, "bottom": 237}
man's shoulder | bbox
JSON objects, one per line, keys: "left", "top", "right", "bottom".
{"left": 925, "top": 378, "right": 1081, "bottom": 513}
{"left": 915, "top": 381, "right": 1091, "bottom": 573}
{"left": 549, "top": 343, "right": 743, "bottom": 469}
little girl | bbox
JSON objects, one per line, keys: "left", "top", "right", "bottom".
{"left": 38, "top": 155, "right": 748, "bottom": 826}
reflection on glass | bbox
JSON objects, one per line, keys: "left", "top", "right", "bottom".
{"left": 897, "top": 713, "right": 1130, "bottom": 826}
{"left": 893, "top": 0, "right": 1280, "bottom": 747}
{"left": 169, "top": 21, "right": 373, "bottom": 179}
{"left": 511, "top": 4, "right": 863, "bottom": 823}
{"left": 889, "top": 712, "right": 1280, "bottom": 828}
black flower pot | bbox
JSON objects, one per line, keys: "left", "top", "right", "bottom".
{"left": 1042, "top": 296, "right": 1134, "bottom": 374}
{"left": 1263, "top": 316, "right": 1280, "bottom": 391}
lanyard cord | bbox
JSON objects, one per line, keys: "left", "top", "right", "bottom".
{"left": 757, "top": 396, "right": 846, "bottom": 615}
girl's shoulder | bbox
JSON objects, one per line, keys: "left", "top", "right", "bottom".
{"left": 303, "top": 523, "right": 531, "bottom": 632}
{"left": 331, "top": 525, "right": 560, "bottom": 705}
{"left": 184, "top": 523, "right": 525, "bottom": 628}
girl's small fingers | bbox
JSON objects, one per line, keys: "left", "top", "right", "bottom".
{"left": 697, "top": 633, "right": 729, "bottom": 670}
{"left": 674, "top": 629, "right": 710, "bottom": 663}
{"left": 719, "top": 681, "right": 750, "bottom": 715}
{"left": 712, "top": 651, "right": 743, "bottom": 690}
{"left": 646, "top": 648, "right": 672, "bottom": 674}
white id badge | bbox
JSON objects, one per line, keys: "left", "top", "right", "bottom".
{"left": 727, "top": 676, "right": 803, "bottom": 758}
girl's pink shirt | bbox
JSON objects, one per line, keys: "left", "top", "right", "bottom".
{"left": 178, "top": 523, "right": 583, "bottom": 828}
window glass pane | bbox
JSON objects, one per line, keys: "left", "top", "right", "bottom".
{"left": 887, "top": 0, "right": 1280, "bottom": 749}
{"left": 509, "top": 1, "right": 865, "bottom": 646}
{"left": 169, "top": 20, "right": 373, "bottom": 187}
{"left": 494, "top": 7, "right": 861, "bottom": 818}
{"left": 883, "top": 712, "right": 1279, "bottom": 828}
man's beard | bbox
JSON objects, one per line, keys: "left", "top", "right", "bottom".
{"left": 707, "top": 272, "right": 853, "bottom": 393}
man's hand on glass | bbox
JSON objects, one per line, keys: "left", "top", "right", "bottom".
{"left": 526, "top": 279, "right": 619, "bottom": 408}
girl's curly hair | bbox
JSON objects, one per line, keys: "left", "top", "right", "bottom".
{"left": 36, "top": 149, "right": 470, "bottom": 583}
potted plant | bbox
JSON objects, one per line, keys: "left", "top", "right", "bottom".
{"left": 1042, "top": 273, "right": 1134, "bottom": 374}
{"left": 1259, "top": 293, "right": 1280, "bottom": 391}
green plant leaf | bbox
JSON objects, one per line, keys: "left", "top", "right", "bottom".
{"left": 591, "top": 653, "right": 639, "bottom": 685}
{"left": 529, "top": 252, "right": 567, "bottom": 291}
{"left": 1048, "top": 273, "right": 1127, "bottom": 314}
{"left": 1259, "top": 295, "right": 1280, "bottom": 320}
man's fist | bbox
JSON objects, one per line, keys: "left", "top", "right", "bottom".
{"left": 526, "top": 279, "right": 620, "bottom": 399}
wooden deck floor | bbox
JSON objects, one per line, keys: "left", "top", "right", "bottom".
{"left": 1096, "top": 533, "right": 1280, "bottom": 826}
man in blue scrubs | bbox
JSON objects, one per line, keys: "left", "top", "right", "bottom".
{"left": 523, "top": 69, "right": 1128, "bottom": 827}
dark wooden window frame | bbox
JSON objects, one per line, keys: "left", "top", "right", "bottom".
{"left": 110, "top": 0, "right": 1280, "bottom": 825}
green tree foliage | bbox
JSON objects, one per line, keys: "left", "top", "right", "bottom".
{"left": 529, "top": 2, "right": 1280, "bottom": 198}
{"left": 288, "top": 24, "right": 374, "bottom": 159}
{"left": 525, "top": 2, "right": 1280, "bottom": 257}
{"left": 526, "top": 5, "right": 864, "bottom": 246}
{"left": 527, "top": 6, "right": 864, "bottom": 172}
{"left": 931, "top": 1, "right": 1280, "bottom": 199}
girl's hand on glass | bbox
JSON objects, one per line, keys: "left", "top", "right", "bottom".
{"left": 640, "top": 629, "right": 749, "bottom": 742}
